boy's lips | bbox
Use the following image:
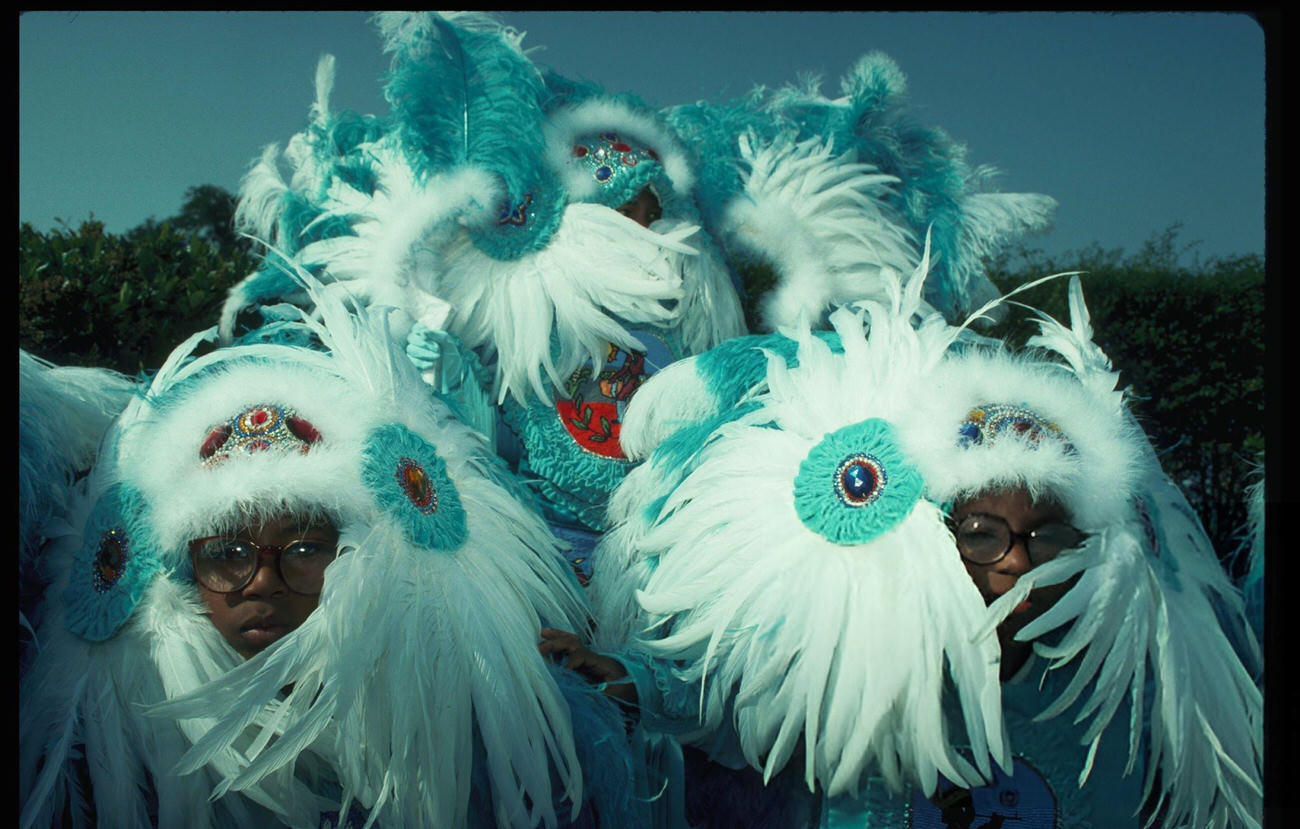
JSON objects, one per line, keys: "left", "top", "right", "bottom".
{"left": 240, "top": 616, "right": 292, "bottom": 648}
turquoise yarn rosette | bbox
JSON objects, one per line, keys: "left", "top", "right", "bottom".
{"left": 362, "top": 424, "right": 468, "bottom": 552}
{"left": 793, "top": 418, "right": 923, "bottom": 545}
{"left": 63, "top": 484, "right": 162, "bottom": 642}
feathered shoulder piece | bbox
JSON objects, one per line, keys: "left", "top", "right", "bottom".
{"left": 19, "top": 351, "right": 138, "bottom": 615}
{"left": 911, "top": 277, "right": 1262, "bottom": 828}
{"left": 592, "top": 246, "right": 1009, "bottom": 800}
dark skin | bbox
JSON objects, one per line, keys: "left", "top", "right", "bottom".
{"left": 196, "top": 515, "right": 338, "bottom": 660}
{"left": 616, "top": 187, "right": 663, "bottom": 228}
{"left": 538, "top": 628, "right": 638, "bottom": 706}
{"left": 950, "top": 487, "right": 1081, "bottom": 680}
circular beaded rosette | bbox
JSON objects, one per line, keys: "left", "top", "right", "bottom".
{"left": 793, "top": 418, "right": 924, "bottom": 545}
{"left": 362, "top": 424, "right": 468, "bottom": 551}
{"left": 62, "top": 484, "right": 161, "bottom": 642}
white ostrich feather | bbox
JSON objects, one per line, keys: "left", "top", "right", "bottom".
{"left": 437, "top": 203, "right": 698, "bottom": 405}
{"left": 594, "top": 259, "right": 1008, "bottom": 799}
{"left": 722, "top": 132, "right": 920, "bottom": 331}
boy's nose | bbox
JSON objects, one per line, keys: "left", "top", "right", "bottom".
{"left": 242, "top": 561, "right": 288, "bottom": 597}
{"left": 995, "top": 538, "right": 1033, "bottom": 577}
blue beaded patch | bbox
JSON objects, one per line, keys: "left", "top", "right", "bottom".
{"left": 63, "top": 484, "right": 161, "bottom": 642}
{"left": 957, "top": 403, "right": 1074, "bottom": 454}
{"left": 570, "top": 132, "right": 665, "bottom": 209}
{"left": 362, "top": 424, "right": 467, "bottom": 551}
{"left": 793, "top": 419, "right": 923, "bottom": 545}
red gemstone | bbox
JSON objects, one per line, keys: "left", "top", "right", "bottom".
{"left": 252, "top": 409, "right": 269, "bottom": 426}
{"left": 611, "top": 142, "right": 632, "bottom": 153}
{"left": 287, "top": 416, "right": 322, "bottom": 446}
{"left": 399, "top": 460, "right": 435, "bottom": 509}
{"left": 200, "top": 425, "right": 232, "bottom": 459}
{"left": 573, "top": 145, "right": 588, "bottom": 157}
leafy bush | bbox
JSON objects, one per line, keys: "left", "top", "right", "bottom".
{"left": 18, "top": 188, "right": 255, "bottom": 376}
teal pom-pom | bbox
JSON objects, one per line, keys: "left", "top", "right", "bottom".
{"left": 362, "top": 424, "right": 468, "bottom": 551}
{"left": 793, "top": 419, "right": 923, "bottom": 545}
{"left": 63, "top": 484, "right": 161, "bottom": 642}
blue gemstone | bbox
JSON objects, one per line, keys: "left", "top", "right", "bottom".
{"left": 842, "top": 461, "right": 876, "bottom": 502}
{"left": 958, "top": 422, "right": 982, "bottom": 446}
{"left": 595, "top": 166, "right": 613, "bottom": 181}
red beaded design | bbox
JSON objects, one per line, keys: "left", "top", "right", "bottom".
{"left": 199, "top": 403, "right": 322, "bottom": 466}
{"left": 396, "top": 457, "right": 438, "bottom": 514}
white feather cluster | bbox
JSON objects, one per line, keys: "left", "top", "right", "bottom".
{"left": 438, "top": 203, "right": 713, "bottom": 405}
{"left": 722, "top": 132, "right": 921, "bottom": 332}
{"left": 23, "top": 272, "right": 604, "bottom": 827}
{"left": 595, "top": 259, "right": 1009, "bottom": 799}
{"left": 902, "top": 347, "right": 1143, "bottom": 531}
{"left": 19, "top": 351, "right": 137, "bottom": 556}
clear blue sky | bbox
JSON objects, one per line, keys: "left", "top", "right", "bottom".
{"left": 20, "top": 11, "right": 1265, "bottom": 266}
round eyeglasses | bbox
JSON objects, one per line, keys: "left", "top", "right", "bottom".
{"left": 949, "top": 513, "right": 1089, "bottom": 566}
{"left": 188, "top": 535, "right": 338, "bottom": 595}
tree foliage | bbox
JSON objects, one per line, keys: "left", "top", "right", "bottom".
{"left": 18, "top": 187, "right": 255, "bottom": 377}
{"left": 982, "top": 225, "right": 1264, "bottom": 567}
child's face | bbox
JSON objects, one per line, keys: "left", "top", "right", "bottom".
{"left": 950, "top": 487, "right": 1078, "bottom": 641}
{"left": 196, "top": 514, "right": 337, "bottom": 660}
{"left": 616, "top": 187, "right": 663, "bottom": 228}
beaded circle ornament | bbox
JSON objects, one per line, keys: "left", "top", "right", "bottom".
{"left": 793, "top": 418, "right": 924, "bottom": 545}
{"left": 198, "top": 403, "right": 322, "bottom": 466}
{"left": 63, "top": 484, "right": 161, "bottom": 642}
{"left": 956, "top": 403, "right": 1075, "bottom": 454}
{"left": 362, "top": 424, "right": 468, "bottom": 551}
{"left": 570, "top": 132, "right": 665, "bottom": 210}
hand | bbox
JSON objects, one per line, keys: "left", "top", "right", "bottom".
{"left": 406, "top": 323, "right": 467, "bottom": 382}
{"left": 538, "top": 628, "right": 637, "bottom": 706}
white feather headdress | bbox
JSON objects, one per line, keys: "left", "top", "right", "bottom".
{"left": 593, "top": 260, "right": 1262, "bottom": 826}
{"left": 20, "top": 264, "right": 641, "bottom": 827}
{"left": 907, "top": 279, "right": 1263, "bottom": 828}
{"left": 223, "top": 13, "right": 746, "bottom": 411}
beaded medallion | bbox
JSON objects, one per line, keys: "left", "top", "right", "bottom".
{"left": 199, "top": 403, "right": 321, "bottom": 466}
{"left": 957, "top": 403, "right": 1074, "bottom": 454}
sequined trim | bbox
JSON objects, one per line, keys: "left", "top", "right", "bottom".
{"left": 957, "top": 403, "right": 1074, "bottom": 453}
{"left": 200, "top": 403, "right": 321, "bottom": 466}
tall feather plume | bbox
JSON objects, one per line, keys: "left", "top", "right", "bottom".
{"left": 377, "top": 11, "right": 547, "bottom": 192}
